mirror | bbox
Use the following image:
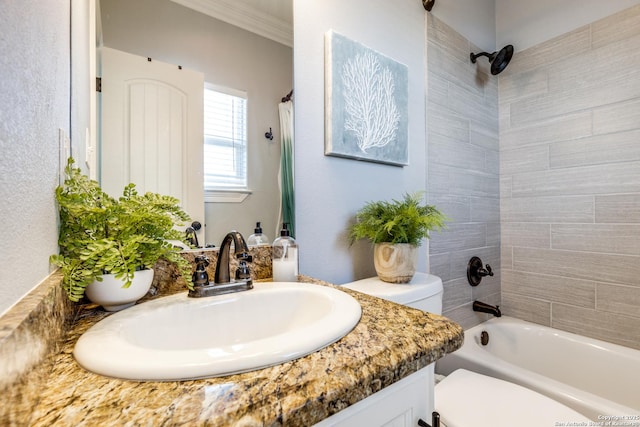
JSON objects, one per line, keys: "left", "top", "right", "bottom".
{"left": 98, "top": 0, "right": 293, "bottom": 247}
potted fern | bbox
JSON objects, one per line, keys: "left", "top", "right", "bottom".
{"left": 349, "top": 192, "right": 446, "bottom": 283}
{"left": 50, "top": 158, "right": 192, "bottom": 311}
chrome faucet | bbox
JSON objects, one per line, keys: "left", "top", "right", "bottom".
{"left": 473, "top": 300, "right": 502, "bottom": 317}
{"left": 188, "top": 230, "right": 253, "bottom": 298}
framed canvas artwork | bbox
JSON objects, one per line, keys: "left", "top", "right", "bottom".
{"left": 325, "top": 30, "right": 409, "bottom": 166}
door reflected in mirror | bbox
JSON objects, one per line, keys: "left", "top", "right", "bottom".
{"left": 98, "top": 0, "right": 293, "bottom": 247}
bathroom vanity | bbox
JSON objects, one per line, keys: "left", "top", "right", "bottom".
{"left": 14, "top": 276, "right": 462, "bottom": 426}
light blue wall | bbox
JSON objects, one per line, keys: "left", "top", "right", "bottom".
{"left": 293, "top": 0, "right": 427, "bottom": 285}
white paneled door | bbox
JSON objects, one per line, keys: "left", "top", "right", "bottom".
{"left": 100, "top": 47, "right": 204, "bottom": 242}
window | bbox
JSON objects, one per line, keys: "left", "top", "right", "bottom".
{"left": 203, "top": 85, "right": 248, "bottom": 196}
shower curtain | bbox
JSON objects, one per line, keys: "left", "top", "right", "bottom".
{"left": 278, "top": 99, "right": 295, "bottom": 238}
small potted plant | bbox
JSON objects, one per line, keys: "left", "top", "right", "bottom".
{"left": 50, "top": 158, "right": 193, "bottom": 310}
{"left": 349, "top": 192, "right": 447, "bottom": 283}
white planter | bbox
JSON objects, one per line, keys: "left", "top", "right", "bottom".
{"left": 373, "top": 243, "right": 417, "bottom": 284}
{"left": 85, "top": 269, "right": 154, "bottom": 311}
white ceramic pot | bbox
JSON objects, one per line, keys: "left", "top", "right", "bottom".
{"left": 85, "top": 269, "right": 154, "bottom": 311}
{"left": 373, "top": 243, "right": 417, "bottom": 283}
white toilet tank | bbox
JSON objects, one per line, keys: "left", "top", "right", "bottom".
{"left": 342, "top": 273, "right": 443, "bottom": 315}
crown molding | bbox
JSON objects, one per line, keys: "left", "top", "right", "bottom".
{"left": 170, "top": 0, "right": 293, "bottom": 47}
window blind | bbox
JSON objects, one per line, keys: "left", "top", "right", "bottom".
{"left": 203, "top": 86, "right": 247, "bottom": 191}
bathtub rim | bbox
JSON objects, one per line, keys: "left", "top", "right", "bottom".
{"left": 435, "top": 316, "right": 639, "bottom": 421}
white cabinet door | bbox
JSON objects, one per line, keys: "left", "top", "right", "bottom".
{"left": 100, "top": 47, "right": 204, "bottom": 241}
{"left": 314, "top": 365, "right": 434, "bottom": 427}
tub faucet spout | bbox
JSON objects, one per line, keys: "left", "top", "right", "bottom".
{"left": 473, "top": 300, "right": 501, "bottom": 317}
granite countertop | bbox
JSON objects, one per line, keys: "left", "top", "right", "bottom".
{"left": 28, "top": 277, "right": 463, "bottom": 426}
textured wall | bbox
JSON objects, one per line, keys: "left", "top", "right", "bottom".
{"left": 0, "top": 0, "right": 71, "bottom": 316}
{"left": 499, "top": 4, "right": 640, "bottom": 350}
{"left": 426, "top": 15, "right": 501, "bottom": 329}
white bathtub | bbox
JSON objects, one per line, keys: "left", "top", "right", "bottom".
{"left": 436, "top": 316, "right": 640, "bottom": 421}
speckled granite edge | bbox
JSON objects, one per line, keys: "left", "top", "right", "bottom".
{"left": 0, "top": 270, "right": 74, "bottom": 426}
{"left": 25, "top": 276, "right": 463, "bottom": 426}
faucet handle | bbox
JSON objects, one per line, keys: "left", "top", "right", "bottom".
{"left": 482, "top": 264, "right": 493, "bottom": 277}
{"left": 192, "top": 255, "right": 210, "bottom": 287}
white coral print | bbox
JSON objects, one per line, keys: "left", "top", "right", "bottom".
{"left": 342, "top": 51, "right": 400, "bottom": 153}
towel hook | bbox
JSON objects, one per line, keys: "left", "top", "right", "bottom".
{"left": 265, "top": 127, "right": 274, "bottom": 141}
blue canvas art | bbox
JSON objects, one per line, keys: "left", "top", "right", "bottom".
{"left": 325, "top": 30, "right": 409, "bottom": 166}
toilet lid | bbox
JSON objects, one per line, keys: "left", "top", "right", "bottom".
{"left": 435, "top": 369, "right": 591, "bottom": 427}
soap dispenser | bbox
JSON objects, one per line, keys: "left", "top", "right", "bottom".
{"left": 272, "top": 223, "right": 298, "bottom": 282}
{"left": 247, "top": 221, "right": 270, "bottom": 246}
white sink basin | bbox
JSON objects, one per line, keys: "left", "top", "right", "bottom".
{"left": 73, "top": 282, "right": 361, "bottom": 381}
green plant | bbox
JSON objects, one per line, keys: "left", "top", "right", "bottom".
{"left": 50, "top": 158, "right": 193, "bottom": 302}
{"left": 349, "top": 192, "right": 447, "bottom": 246}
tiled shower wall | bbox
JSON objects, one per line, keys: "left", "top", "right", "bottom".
{"left": 426, "top": 15, "right": 501, "bottom": 329}
{"left": 499, "top": 5, "right": 640, "bottom": 350}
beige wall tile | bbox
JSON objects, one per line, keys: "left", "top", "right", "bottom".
{"left": 430, "top": 223, "right": 487, "bottom": 255}
{"left": 500, "top": 176, "right": 512, "bottom": 199}
{"left": 511, "top": 162, "right": 640, "bottom": 197}
{"left": 498, "top": 5, "right": 640, "bottom": 348}
{"left": 591, "top": 4, "right": 640, "bottom": 49}
{"left": 550, "top": 130, "right": 640, "bottom": 169}
{"left": 596, "top": 194, "right": 640, "bottom": 223}
{"left": 429, "top": 252, "right": 451, "bottom": 283}
{"left": 427, "top": 14, "right": 500, "bottom": 326}
{"left": 429, "top": 164, "right": 499, "bottom": 198}
{"left": 501, "top": 292, "right": 551, "bottom": 326}
{"left": 428, "top": 193, "right": 471, "bottom": 223}
{"left": 551, "top": 224, "right": 640, "bottom": 256}
{"left": 504, "top": 26, "right": 591, "bottom": 76}
{"left": 501, "top": 245, "right": 513, "bottom": 270}
{"left": 548, "top": 34, "right": 640, "bottom": 94}
{"left": 469, "top": 123, "right": 499, "bottom": 151}
{"left": 500, "top": 111, "right": 591, "bottom": 150}
{"left": 596, "top": 283, "right": 640, "bottom": 319}
{"left": 501, "top": 195, "right": 594, "bottom": 223}
{"left": 442, "top": 277, "right": 473, "bottom": 312}
{"left": 552, "top": 303, "right": 640, "bottom": 350}
{"left": 470, "top": 197, "right": 500, "bottom": 223}
{"left": 593, "top": 98, "right": 640, "bottom": 135}
{"left": 427, "top": 14, "right": 470, "bottom": 64}
{"left": 429, "top": 139, "right": 491, "bottom": 173}
{"left": 510, "top": 77, "right": 640, "bottom": 127}
{"left": 443, "top": 302, "right": 490, "bottom": 330}
{"left": 501, "top": 145, "right": 549, "bottom": 174}
{"left": 472, "top": 272, "right": 501, "bottom": 301}
{"left": 513, "top": 247, "right": 640, "bottom": 287}
{"left": 428, "top": 107, "right": 469, "bottom": 142}
{"left": 499, "top": 68, "right": 548, "bottom": 105}
{"left": 501, "top": 223, "right": 551, "bottom": 249}
{"left": 502, "top": 269, "right": 595, "bottom": 308}
{"left": 428, "top": 43, "right": 485, "bottom": 95}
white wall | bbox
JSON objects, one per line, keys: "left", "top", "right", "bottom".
{"left": 294, "top": 0, "right": 427, "bottom": 284}
{"left": 496, "top": 0, "right": 640, "bottom": 51}
{"left": 430, "top": 0, "right": 496, "bottom": 51}
{"left": 0, "top": 0, "right": 71, "bottom": 315}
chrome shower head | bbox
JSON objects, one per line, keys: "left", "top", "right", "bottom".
{"left": 470, "top": 44, "right": 514, "bottom": 75}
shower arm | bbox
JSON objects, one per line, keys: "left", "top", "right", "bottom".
{"left": 470, "top": 51, "right": 494, "bottom": 64}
